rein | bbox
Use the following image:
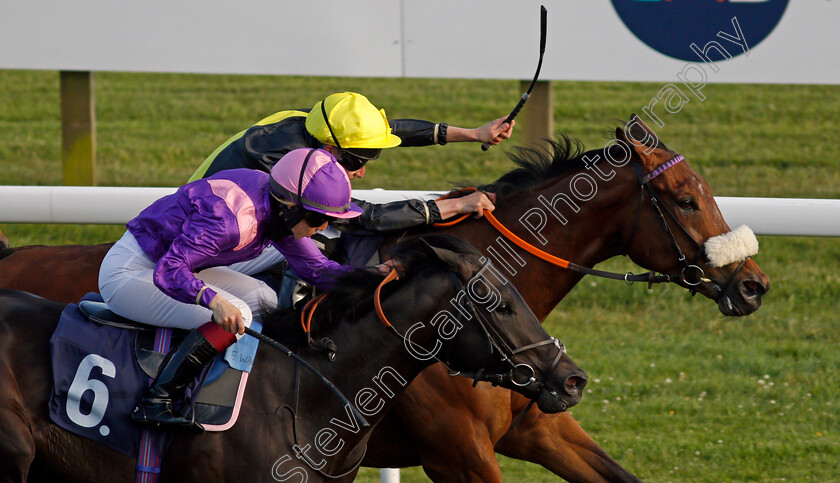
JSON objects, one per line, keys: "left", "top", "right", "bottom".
{"left": 433, "top": 188, "right": 670, "bottom": 285}
{"left": 483, "top": 210, "right": 671, "bottom": 284}
{"left": 434, "top": 154, "right": 751, "bottom": 295}
{"left": 284, "top": 361, "right": 368, "bottom": 480}
{"left": 242, "top": 327, "right": 368, "bottom": 429}
{"left": 243, "top": 315, "right": 369, "bottom": 479}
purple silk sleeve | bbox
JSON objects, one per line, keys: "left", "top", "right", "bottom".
{"left": 272, "top": 236, "right": 350, "bottom": 290}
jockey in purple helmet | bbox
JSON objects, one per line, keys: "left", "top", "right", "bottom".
{"left": 99, "top": 147, "right": 368, "bottom": 432}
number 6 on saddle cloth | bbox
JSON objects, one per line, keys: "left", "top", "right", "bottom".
{"left": 48, "top": 293, "right": 261, "bottom": 458}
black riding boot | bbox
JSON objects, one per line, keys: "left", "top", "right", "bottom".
{"left": 131, "top": 329, "right": 219, "bottom": 433}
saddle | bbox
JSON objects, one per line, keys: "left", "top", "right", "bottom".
{"left": 47, "top": 295, "right": 256, "bottom": 474}
{"left": 69, "top": 298, "right": 253, "bottom": 431}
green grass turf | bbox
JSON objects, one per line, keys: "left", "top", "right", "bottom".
{"left": 1, "top": 70, "right": 838, "bottom": 482}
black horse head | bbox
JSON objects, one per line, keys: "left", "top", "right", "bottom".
{"left": 386, "top": 234, "right": 587, "bottom": 413}
{"left": 264, "top": 234, "right": 586, "bottom": 415}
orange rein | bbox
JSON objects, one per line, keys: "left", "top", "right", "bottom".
{"left": 431, "top": 187, "right": 478, "bottom": 228}
{"left": 483, "top": 211, "right": 570, "bottom": 269}
{"left": 373, "top": 268, "right": 400, "bottom": 328}
{"left": 299, "top": 269, "right": 400, "bottom": 336}
{"left": 432, "top": 188, "right": 571, "bottom": 270}
{"left": 300, "top": 293, "right": 328, "bottom": 336}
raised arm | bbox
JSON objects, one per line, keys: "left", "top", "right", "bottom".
{"left": 390, "top": 117, "right": 514, "bottom": 147}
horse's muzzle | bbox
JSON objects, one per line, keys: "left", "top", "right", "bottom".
{"left": 537, "top": 369, "right": 587, "bottom": 413}
{"left": 718, "top": 274, "right": 769, "bottom": 317}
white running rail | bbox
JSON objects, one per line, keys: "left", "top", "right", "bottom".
{"left": 1, "top": 186, "right": 838, "bottom": 237}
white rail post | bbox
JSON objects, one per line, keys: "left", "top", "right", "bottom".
{"left": 380, "top": 468, "right": 400, "bottom": 483}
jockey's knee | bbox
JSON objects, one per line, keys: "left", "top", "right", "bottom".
{"left": 251, "top": 280, "right": 279, "bottom": 317}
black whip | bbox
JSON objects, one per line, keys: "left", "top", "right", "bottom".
{"left": 482, "top": 5, "right": 548, "bottom": 151}
{"left": 244, "top": 327, "right": 370, "bottom": 429}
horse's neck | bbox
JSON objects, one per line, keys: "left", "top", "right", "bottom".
{"left": 253, "top": 279, "right": 450, "bottom": 477}
{"left": 447, "top": 164, "right": 638, "bottom": 320}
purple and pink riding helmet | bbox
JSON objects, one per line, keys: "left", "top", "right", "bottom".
{"left": 269, "top": 148, "right": 362, "bottom": 225}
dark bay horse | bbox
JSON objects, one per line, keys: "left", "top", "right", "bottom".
{"left": 0, "top": 235, "right": 585, "bottom": 481}
{"left": 0, "top": 116, "right": 770, "bottom": 481}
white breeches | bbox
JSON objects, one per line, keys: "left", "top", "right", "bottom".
{"left": 99, "top": 232, "right": 279, "bottom": 339}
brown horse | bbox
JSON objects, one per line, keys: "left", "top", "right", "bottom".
{"left": 0, "top": 117, "right": 769, "bottom": 481}
{"left": 362, "top": 117, "right": 769, "bottom": 480}
{"left": 0, "top": 235, "right": 586, "bottom": 481}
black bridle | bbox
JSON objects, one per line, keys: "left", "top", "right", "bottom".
{"left": 625, "top": 154, "right": 751, "bottom": 299}
{"left": 381, "top": 260, "right": 567, "bottom": 396}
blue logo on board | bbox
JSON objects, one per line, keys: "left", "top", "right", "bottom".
{"left": 610, "top": 0, "right": 789, "bottom": 62}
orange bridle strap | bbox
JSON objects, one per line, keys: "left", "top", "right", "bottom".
{"left": 432, "top": 187, "right": 478, "bottom": 228}
{"left": 374, "top": 268, "right": 400, "bottom": 328}
{"left": 483, "top": 211, "right": 570, "bottom": 269}
{"left": 431, "top": 185, "right": 572, "bottom": 269}
{"left": 300, "top": 293, "right": 328, "bottom": 335}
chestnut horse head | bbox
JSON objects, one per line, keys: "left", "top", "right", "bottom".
{"left": 613, "top": 115, "right": 769, "bottom": 315}
{"left": 449, "top": 114, "right": 769, "bottom": 318}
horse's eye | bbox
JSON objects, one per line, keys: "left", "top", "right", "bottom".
{"left": 496, "top": 302, "right": 513, "bottom": 315}
{"left": 678, "top": 198, "right": 697, "bottom": 211}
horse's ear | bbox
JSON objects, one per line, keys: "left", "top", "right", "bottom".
{"left": 615, "top": 126, "right": 629, "bottom": 146}
{"left": 420, "top": 240, "right": 473, "bottom": 280}
{"left": 628, "top": 113, "right": 670, "bottom": 151}
{"left": 614, "top": 126, "right": 641, "bottom": 164}
{"left": 616, "top": 114, "right": 669, "bottom": 168}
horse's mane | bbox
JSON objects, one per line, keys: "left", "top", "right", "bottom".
{"left": 261, "top": 234, "right": 479, "bottom": 346}
{"left": 474, "top": 127, "right": 664, "bottom": 201}
{"left": 475, "top": 133, "right": 588, "bottom": 200}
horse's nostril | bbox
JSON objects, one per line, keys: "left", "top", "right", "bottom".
{"left": 742, "top": 279, "right": 766, "bottom": 298}
{"left": 565, "top": 374, "right": 588, "bottom": 395}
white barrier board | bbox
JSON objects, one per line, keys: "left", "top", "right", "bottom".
{"left": 0, "top": 1, "right": 836, "bottom": 84}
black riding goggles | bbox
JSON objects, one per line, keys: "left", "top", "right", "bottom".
{"left": 303, "top": 210, "right": 330, "bottom": 228}
{"left": 337, "top": 150, "right": 368, "bottom": 172}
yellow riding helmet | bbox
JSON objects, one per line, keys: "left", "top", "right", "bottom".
{"left": 305, "top": 92, "right": 402, "bottom": 152}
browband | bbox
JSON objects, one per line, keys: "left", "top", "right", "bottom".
{"left": 640, "top": 154, "right": 684, "bottom": 184}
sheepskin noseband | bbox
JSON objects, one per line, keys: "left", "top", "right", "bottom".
{"left": 704, "top": 225, "right": 759, "bottom": 267}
